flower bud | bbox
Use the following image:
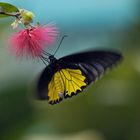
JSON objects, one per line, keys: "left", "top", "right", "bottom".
{"left": 19, "top": 9, "right": 35, "bottom": 25}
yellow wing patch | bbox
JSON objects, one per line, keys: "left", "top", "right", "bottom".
{"left": 47, "top": 68, "right": 87, "bottom": 104}
{"left": 48, "top": 72, "right": 64, "bottom": 104}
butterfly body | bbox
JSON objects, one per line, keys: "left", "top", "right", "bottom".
{"left": 37, "top": 50, "right": 122, "bottom": 105}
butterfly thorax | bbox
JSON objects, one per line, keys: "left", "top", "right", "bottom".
{"left": 48, "top": 55, "right": 62, "bottom": 71}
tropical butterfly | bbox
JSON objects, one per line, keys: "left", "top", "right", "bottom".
{"left": 37, "top": 36, "right": 122, "bottom": 105}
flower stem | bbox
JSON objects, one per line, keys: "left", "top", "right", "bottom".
{"left": 0, "top": 11, "right": 20, "bottom": 18}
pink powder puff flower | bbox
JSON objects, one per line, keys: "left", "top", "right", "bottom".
{"left": 10, "top": 24, "right": 58, "bottom": 58}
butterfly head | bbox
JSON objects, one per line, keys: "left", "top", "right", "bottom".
{"left": 49, "top": 55, "right": 57, "bottom": 64}
{"left": 39, "top": 35, "right": 68, "bottom": 65}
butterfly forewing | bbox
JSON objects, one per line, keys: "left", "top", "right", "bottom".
{"left": 59, "top": 50, "right": 122, "bottom": 84}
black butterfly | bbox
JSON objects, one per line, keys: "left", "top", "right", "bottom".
{"left": 37, "top": 47, "right": 122, "bottom": 105}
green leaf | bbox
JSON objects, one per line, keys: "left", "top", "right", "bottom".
{"left": 0, "top": 2, "right": 19, "bottom": 18}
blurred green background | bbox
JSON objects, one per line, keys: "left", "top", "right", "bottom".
{"left": 0, "top": 0, "right": 140, "bottom": 140}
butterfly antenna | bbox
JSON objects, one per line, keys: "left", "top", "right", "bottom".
{"left": 39, "top": 56, "right": 49, "bottom": 65}
{"left": 42, "top": 49, "right": 51, "bottom": 56}
{"left": 53, "top": 35, "right": 68, "bottom": 56}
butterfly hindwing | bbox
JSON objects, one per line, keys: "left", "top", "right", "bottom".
{"left": 37, "top": 65, "right": 88, "bottom": 104}
{"left": 47, "top": 68, "right": 87, "bottom": 104}
{"left": 59, "top": 68, "right": 87, "bottom": 98}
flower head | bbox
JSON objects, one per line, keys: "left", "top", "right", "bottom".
{"left": 10, "top": 25, "right": 58, "bottom": 58}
